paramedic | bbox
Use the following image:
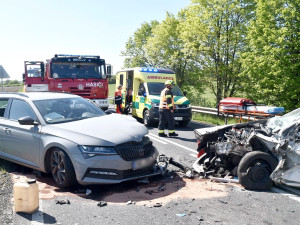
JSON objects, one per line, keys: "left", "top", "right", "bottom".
{"left": 158, "top": 80, "right": 178, "bottom": 137}
{"left": 124, "top": 88, "right": 133, "bottom": 115}
{"left": 115, "top": 84, "right": 123, "bottom": 114}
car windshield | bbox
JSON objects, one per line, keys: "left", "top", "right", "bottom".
{"left": 147, "top": 83, "right": 183, "bottom": 96}
{"left": 51, "top": 63, "right": 105, "bottom": 79}
{"left": 33, "top": 97, "right": 105, "bottom": 124}
{"left": 267, "top": 107, "right": 300, "bottom": 132}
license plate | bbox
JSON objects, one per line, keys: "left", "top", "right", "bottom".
{"left": 174, "top": 117, "right": 183, "bottom": 121}
{"left": 132, "top": 158, "right": 151, "bottom": 170}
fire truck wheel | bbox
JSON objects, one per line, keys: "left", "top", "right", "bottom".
{"left": 237, "top": 151, "right": 278, "bottom": 190}
{"left": 49, "top": 148, "right": 77, "bottom": 188}
{"left": 143, "top": 110, "right": 153, "bottom": 127}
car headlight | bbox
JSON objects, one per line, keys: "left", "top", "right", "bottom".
{"left": 78, "top": 145, "right": 117, "bottom": 159}
{"left": 187, "top": 104, "right": 191, "bottom": 108}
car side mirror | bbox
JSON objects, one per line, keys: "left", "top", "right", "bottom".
{"left": 138, "top": 90, "right": 142, "bottom": 96}
{"left": 143, "top": 92, "right": 147, "bottom": 97}
{"left": 18, "top": 116, "right": 39, "bottom": 125}
{"left": 22, "top": 73, "right": 25, "bottom": 82}
{"left": 183, "top": 91, "right": 187, "bottom": 96}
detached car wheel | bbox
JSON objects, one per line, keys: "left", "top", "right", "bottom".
{"left": 237, "top": 151, "right": 278, "bottom": 190}
{"left": 50, "top": 148, "right": 76, "bottom": 188}
{"left": 143, "top": 110, "right": 153, "bottom": 127}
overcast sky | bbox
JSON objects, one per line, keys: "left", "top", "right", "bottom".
{"left": 0, "top": 0, "right": 190, "bottom": 80}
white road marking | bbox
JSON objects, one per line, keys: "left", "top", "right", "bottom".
{"left": 148, "top": 133, "right": 198, "bottom": 154}
{"left": 31, "top": 200, "right": 44, "bottom": 225}
{"left": 146, "top": 135, "right": 168, "bottom": 144}
{"left": 271, "top": 187, "right": 300, "bottom": 203}
{"left": 189, "top": 154, "right": 198, "bottom": 158}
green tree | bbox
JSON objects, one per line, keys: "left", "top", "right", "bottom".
{"left": 121, "top": 21, "right": 159, "bottom": 68}
{"left": 145, "top": 12, "right": 194, "bottom": 87}
{"left": 181, "top": 0, "right": 255, "bottom": 105}
{"left": 241, "top": 0, "right": 300, "bottom": 111}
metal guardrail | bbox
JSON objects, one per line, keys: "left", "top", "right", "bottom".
{"left": 191, "top": 106, "right": 218, "bottom": 115}
{"left": 191, "top": 105, "right": 260, "bottom": 124}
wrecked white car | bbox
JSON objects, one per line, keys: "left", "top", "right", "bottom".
{"left": 193, "top": 108, "right": 300, "bottom": 190}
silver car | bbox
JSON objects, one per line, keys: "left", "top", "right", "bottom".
{"left": 0, "top": 92, "right": 165, "bottom": 188}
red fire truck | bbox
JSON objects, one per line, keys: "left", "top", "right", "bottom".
{"left": 23, "top": 54, "right": 111, "bottom": 110}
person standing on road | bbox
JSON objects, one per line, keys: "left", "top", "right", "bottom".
{"left": 115, "top": 84, "right": 123, "bottom": 114}
{"left": 158, "top": 80, "right": 178, "bottom": 137}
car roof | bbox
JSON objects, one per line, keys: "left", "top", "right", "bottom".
{"left": 0, "top": 92, "right": 79, "bottom": 101}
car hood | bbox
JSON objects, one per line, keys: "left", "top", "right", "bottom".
{"left": 41, "top": 114, "right": 148, "bottom": 146}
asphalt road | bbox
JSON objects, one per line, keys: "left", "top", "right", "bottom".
{"left": 10, "top": 118, "right": 300, "bottom": 225}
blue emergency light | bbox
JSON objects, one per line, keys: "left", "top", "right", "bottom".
{"left": 139, "top": 68, "right": 174, "bottom": 74}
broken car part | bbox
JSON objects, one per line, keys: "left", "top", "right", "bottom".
{"left": 193, "top": 108, "right": 300, "bottom": 190}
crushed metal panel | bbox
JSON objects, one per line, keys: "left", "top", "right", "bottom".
{"left": 193, "top": 107, "right": 300, "bottom": 189}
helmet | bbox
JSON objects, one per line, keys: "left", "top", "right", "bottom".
{"left": 165, "top": 80, "right": 174, "bottom": 86}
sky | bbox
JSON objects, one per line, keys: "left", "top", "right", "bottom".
{"left": 0, "top": 0, "right": 190, "bottom": 80}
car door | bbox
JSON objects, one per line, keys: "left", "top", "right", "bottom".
{"left": 2, "top": 98, "right": 41, "bottom": 168}
{"left": 0, "top": 98, "right": 9, "bottom": 154}
{"left": 135, "top": 83, "right": 146, "bottom": 118}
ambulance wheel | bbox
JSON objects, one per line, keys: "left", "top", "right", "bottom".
{"left": 143, "top": 110, "right": 153, "bottom": 127}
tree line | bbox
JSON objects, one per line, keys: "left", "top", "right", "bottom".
{"left": 121, "top": 0, "right": 300, "bottom": 111}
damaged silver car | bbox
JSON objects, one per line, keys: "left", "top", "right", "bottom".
{"left": 193, "top": 108, "right": 300, "bottom": 190}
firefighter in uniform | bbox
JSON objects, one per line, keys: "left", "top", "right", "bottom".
{"left": 115, "top": 84, "right": 123, "bottom": 114}
{"left": 158, "top": 80, "right": 178, "bottom": 137}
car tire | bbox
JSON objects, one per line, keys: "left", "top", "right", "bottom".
{"left": 143, "top": 110, "right": 153, "bottom": 127}
{"left": 179, "top": 121, "right": 189, "bottom": 127}
{"left": 50, "top": 148, "right": 77, "bottom": 188}
{"left": 237, "top": 151, "right": 278, "bottom": 190}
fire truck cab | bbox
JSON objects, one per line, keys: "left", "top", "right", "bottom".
{"left": 23, "top": 54, "right": 111, "bottom": 110}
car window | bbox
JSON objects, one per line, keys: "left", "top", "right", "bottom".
{"left": 34, "top": 97, "right": 105, "bottom": 124}
{"left": 9, "top": 99, "right": 37, "bottom": 121}
{"left": 0, "top": 99, "right": 9, "bottom": 117}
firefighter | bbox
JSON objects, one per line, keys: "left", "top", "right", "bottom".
{"left": 115, "top": 84, "right": 123, "bottom": 114}
{"left": 158, "top": 80, "right": 178, "bottom": 137}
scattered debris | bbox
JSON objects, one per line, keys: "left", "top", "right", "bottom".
{"left": 137, "top": 178, "right": 149, "bottom": 184}
{"left": 86, "top": 189, "right": 92, "bottom": 195}
{"left": 185, "top": 170, "right": 194, "bottom": 179}
{"left": 126, "top": 200, "right": 136, "bottom": 205}
{"left": 158, "top": 185, "right": 165, "bottom": 192}
{"left": 97, "top": 201, "right": 107, "bottom": 207}
{"left": 210, "top": 177, "right": 239, "bottom": 183}
{"left": 55, "top": 199, "right": 70, "bottom": 205}
{"left": 145, "top": 190, "right": 155, "bottom": 195}
{"left": 176, "top": 213, "right": 186, "bottom": 217}
{"left": 197, "top": 217, "right": 204, "bottom": 221}
{"left": 153, "top": 203, "right": 162, "bottom": 208}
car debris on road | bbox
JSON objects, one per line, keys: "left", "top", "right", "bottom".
{"left": 193, "top": 107, "right": 300, "bottom": 190}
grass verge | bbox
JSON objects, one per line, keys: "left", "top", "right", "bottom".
{"left": 192, "top": 112, "right": 236, "bottom": 126}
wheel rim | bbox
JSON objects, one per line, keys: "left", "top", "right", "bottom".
{"left": 144, "top": 112, "right": 149, "bottom": 125}
{"left": 50, "top": 151, "right": 66, "bottom": 185}
{"left": 247, "top": 160, "right": 271, "bottom": 183}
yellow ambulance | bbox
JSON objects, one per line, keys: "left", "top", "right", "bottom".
{"left": 115, "top": 67, "right": 192, "bottom": 126}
